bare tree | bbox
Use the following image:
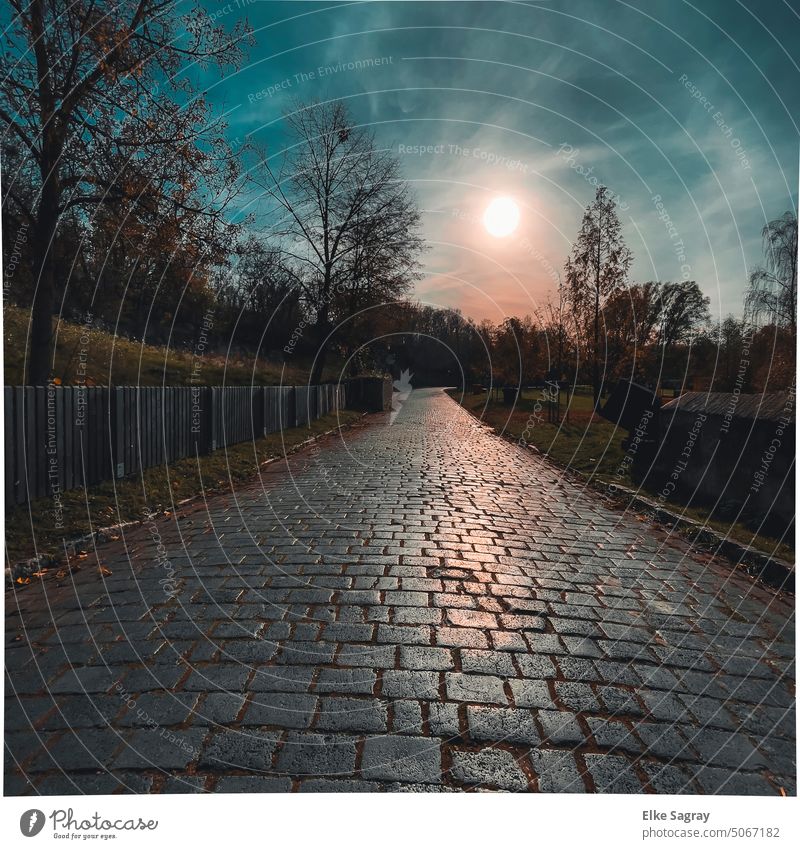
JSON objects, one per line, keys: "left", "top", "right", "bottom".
{"left": 564, "top": 186, "right": 632, "bottom": 407}
{"left": 1, "top": 0, "right": 252, "bottom": 383}
{"left": 217, "top": 236, "right": 301, "bottom": 353}
{"left": 746, "top": 211, "right": 797, "bottom": 332}
{"left": 257, "top": 100, "right": 422, "bottom": 384}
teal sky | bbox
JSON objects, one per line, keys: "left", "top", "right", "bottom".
{"left": 197, "top": 0, "right": 799, "bottom": 323}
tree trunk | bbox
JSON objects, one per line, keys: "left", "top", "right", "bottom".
{"left": 309, "top": 314, "right": 331, "bottom": 385}
{"left": 593, "top": 206, "right": 602, "bottom": 410}
{"left": 593, "top": 282, "right": 600, "bottom": 410}
{"left": 27, "top": 189, "right": 59, "bottom": 385}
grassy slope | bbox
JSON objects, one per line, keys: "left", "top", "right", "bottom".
{"left": 3, "top": 304, "right": 330, "bottom": 386}
{"left": 449, "top": 388, "right": 793, "bottom": 563}
{"left": 6, "top": 409, "right": 363, "bottom": 564}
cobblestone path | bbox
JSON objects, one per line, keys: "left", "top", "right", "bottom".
{"left": 5, "top": 389, "right": 795, "bottom": 794}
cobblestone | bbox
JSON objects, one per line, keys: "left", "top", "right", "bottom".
{"left": 4, "top": 389, "right": 793, "bottom": 794}
{"left": 450, "top": 748, "right": 529, "bottom": 790}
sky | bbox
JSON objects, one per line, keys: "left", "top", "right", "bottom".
{"left": 197, "top": 0, "right": 799, "bottom": 324}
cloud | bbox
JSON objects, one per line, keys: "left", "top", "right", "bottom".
{"left": 203, "top": 0, "right": 799, "bottom": 320}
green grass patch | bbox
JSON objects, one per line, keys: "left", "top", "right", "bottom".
{"left": 3, "top": 304, "right": 334, "bottom": 386}
{"left": 5, "top": 410, "right": 362, "bottom": 564}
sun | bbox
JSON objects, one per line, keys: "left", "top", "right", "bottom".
{"left": 483, "top": 196, "right": 520, "bottom": 238}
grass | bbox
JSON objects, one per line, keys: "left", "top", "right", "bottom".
{"left": 2, "top": 304, "right": 334, "bottom": 386}
{"left": 449, "top": 387, "right": 794, "bottom": 564}
{"left": 5, "top": 409, "right": 363, "bottom": 565}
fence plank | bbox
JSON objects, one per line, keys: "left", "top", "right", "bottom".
{"left": 4, "top": 381, "right": 342, "bottom": 507}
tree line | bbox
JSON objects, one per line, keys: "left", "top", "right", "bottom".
{"left": 1, "top": 1, "right": 420, "bottom": 385}
{"left": 1, "top": 0, "right": 796, "bottom": 398}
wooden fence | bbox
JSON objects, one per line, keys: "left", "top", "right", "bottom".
{"left": 4, "top": 384, "right": 345, "bottom": 507}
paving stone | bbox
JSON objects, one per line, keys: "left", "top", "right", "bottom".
{"left": 323, "top": 623, "right": 375, "bottom": 642}
{"left": 114, "top": 728, "right": 207, "bottom": 770}
{"left": 242, "top": 693, "right": 318, "bottom": 729}
{"left": 467, "top": 706, "right": 540, "bottom": 745}
{"left": 183, "top": 665, "right": 249, "bottom": 692}
{"left": 491, "top": 631, "right": 528, "bottom": 652}
{"left": 316, "top": 698, "right": 387, "bottom": 733}
{"left": 555, "top": 682, "right": 601, "bottom": 713}
{"left": 3, "top": 695, "right": 55, "bottom": 732}
{"left": 447, "top": 610, "right": 498, "bottom": 629}
{"left": 316, "top": 667, "right": 377, "bottom": 695}
{"left": 249, "top": 666, "right": 316, "bottom": 693}
{"left": 394, "top": 607, "right": 442, "bottom": 625}
{"left": 392, "top": 700, "right": 423, "bottom": 734}
{"left": 531, "top": 750, "right": 587, "bottom": 792}
{"left": 500, "top": 614, "right": 546, "bottom": 631}
{"left": 597, "top": 685, "right": 645, "bottom": 717}
{"left": 30, "top": 728, "right": 123, "bottom": 772}
{"left": 642, "top": 761, "right": 697, "bottom": 794}
{"left": 587, "top": 718, "right": 643, "bottom": 754}
{"left": 446, "top": 673, "right": 507, "bottom": 705}
{"left": 216, "top": 776, "right": 292, "bottom": 792}
{"left": 337, "top": 644, "right": 396, "bottom": 668}
{"left": 398, "top": 645, "right": 454, "bottom": 670}
{"left": 537, "top": 710, "right": 587, "bottom": 746}
{"left": 38, "top": 695, "right": 122, "bottom": 730}
{"left": 161, "top": 775, "right": 210, "bottom": 793}
{"left": 118, "top": 693, "right": 198, "bottom": 726}
{"left": 195, "top": 693, "right": 247, "bottom": 725}
{"left": 560, "top": 636, "right": 603, "bottom": 658}
{"left": 377, "top": 625, "right": 431, "bottom": 645}
{"left": 35, "top": 773, "right": 143, "bottom": 795}
{"left": 634, "top": 721, "right": 696, "bottom": 761}
{"left": 427, "top": 702, "right": 461, "bottom": 738}
{"left": 278, "top": 642, "right": 337, "bottom": 665}
{"left": 437, "top": 627, "right": 489, "bottom": 649}
{"left": 584, "top": 753, "right": 645, "bottom": 793}
{"left": 49, "top": 666, "right": 124, "bottom": 695}
{"left": 515, "top": 655, "right": 558, "bottom": 678}
{"left": 199, "top": 729, "right": 281, "bottom": 771}
{"left": 694, "top": 766, "right": 779, "bottom": 795}
{"left": 361, "top": 736, "right": 441, "bottom": 784}
{"left": 299, "top": 778, "right": 380, "bottom": 792}
{"left": 692, "top": 729, "right": 768, "bottom": 770}
{"left": 385, "top": 591, "right": 430, "bottom": 607}
{"left": 381, "top": 670, "right": 440, "bottom": 700}
{"left": 510, "top": 679, "right": 553, "bottom": 709}
{"left": 450, "top": 748, "right": 529, "bottom": 791}
{"left": 460, "top": 650, "right": 516, "bottom": 677}
{"left": 276, "top": 732, "right": 358, "bottom": 776}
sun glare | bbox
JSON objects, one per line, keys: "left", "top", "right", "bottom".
{"left": 483, "top": 196, "right": 520, "bottom": 238}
